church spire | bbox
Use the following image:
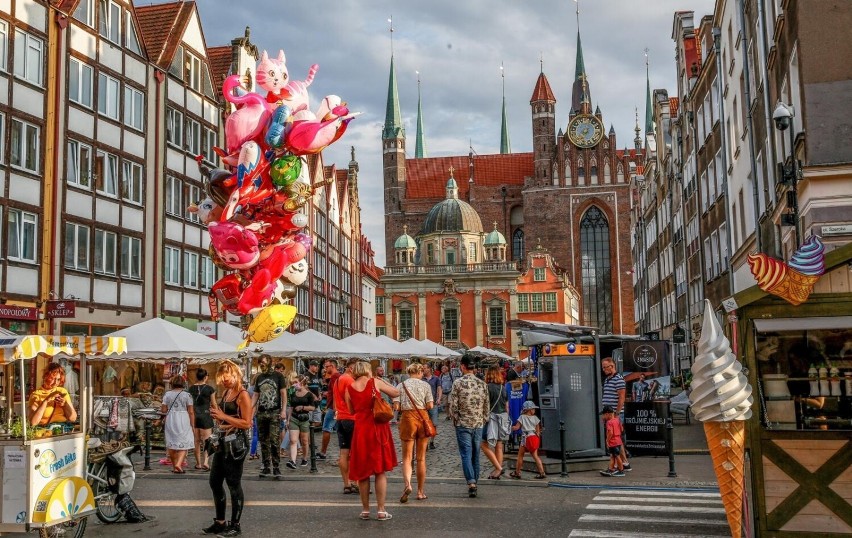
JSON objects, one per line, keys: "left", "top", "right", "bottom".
{"left": 415, "top": 71, "right": 427, "bottom": 158}
{"left": 382, "top": 19, "right": 404, "bottom": 141}
{"left": 571, "top": 1, "right": 591, "bottom": 115}
{"left": 634, "top": 107, "right": 642, "bottom": 150}
{"left": 644, "top": 49, "right": 654, "bottom": 140}
{"left": 500, "top": 63, "right": 511, "bottom": 154}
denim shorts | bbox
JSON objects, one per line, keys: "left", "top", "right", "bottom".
{"left": 322, "top": 409, "right": 337, "bottom": 433}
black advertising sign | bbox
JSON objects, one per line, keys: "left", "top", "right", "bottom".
{"left": 623, "top": 340, "right": 670, "bottom": 376}
{"left": 673, "top": 325, "right": 686, "bottom": 344}
{"left": 622, "top": 340, "right": 671, "bottom": 455}
{"left": 624, "top": 401, "right": 670, "bottom": 455}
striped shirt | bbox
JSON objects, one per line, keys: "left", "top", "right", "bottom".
{"left": 601, "top": 373, "right": 626, "bottom": 411}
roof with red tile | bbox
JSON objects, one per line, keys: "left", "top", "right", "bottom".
{"left": 669, "top": 97, "right": 680, "bottom": 116}
{"left": 530, "top": 72, "right": 556, "bottom": 103}
{"left": 405, "top": 153, "right": 533, "bottom": 200}
{"left": 207, "top": 45, "right": 233, "bottom": 95}
{"left": 135, "top": 1, "right": 196, "bottom": 70}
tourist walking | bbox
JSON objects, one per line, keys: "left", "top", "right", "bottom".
{"left": 285, "top": 375, "right": 317, "bottom": 469}
{"left": 510, "top": 401, "right": 546, "bottom": 479}
{"left": 345, "top": 361, "right": 400, "bottom": 521}
{"left": 397, "top": 363, "right": 434, "bottom": 502}
{"left": 251, "top": 354, "right": 287, "bottom": 477}
{"left": 334, "top": 358, "right": 358, "bottom": 494}
{"left": 423, "top": 366, "right": 441, "bottom": 449}
{"left": 601, "top": 357, "right": 631, "bottom": 471}
{"left": 205, "top": 360, "right": 252, "bottom": 537}
{"left": 439, "top": 365, "right": 454, "bottom": 417}
{"left": 448, "top": 354, "right": 489, "bottom": 498}
{"left": 161, "top": 375, "right": 195, "bottom": 474}
{"left": 189, "top": 368, "right": 217, "bottom": 471}
{"left": 318, "top": 359, "right": 340, "bottom": 459}
{"left": 481, "top": 366, "right": 510, "bottom": 479}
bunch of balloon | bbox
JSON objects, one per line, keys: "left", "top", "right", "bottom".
{"left": 187, "top": 50, "right": 359, "bottom": 349}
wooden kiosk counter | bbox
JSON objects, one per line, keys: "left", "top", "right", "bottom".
{"left": 732, "top": 242, "right": 852, "bottom": 537}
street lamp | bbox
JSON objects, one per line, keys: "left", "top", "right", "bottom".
{"left": 337, "top": 295, "right": 348, "bottom": 337}
{"left": 773, "top": 102, "right": 801, "bottom": 247}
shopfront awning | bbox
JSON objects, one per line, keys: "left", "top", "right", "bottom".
{"left": 753, "top": 316, "right": 852, "bottom": 333}
{"left": 0, "top": 335, "right": 127, "bottom": 363}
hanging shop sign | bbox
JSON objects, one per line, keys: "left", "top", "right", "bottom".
{"left": 0, "top": 305, "right": 38, "bottom": 320}
{"left": 45, "top": 300, "right": 76, "bottom": 319}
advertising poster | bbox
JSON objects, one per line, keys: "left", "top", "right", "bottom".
{"left": 622, "top": 341, "right": 671, "bottom": 455}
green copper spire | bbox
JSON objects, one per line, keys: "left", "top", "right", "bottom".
{"left": 383, "top": 55, "right": 405, "bottom": 140}
{"left": 644, "top": 49, "right": 654, "bottom": 138}
{"left": 415, "top": 72, "right": 426, "bottom": 158}
{"left": 500, "top": 63, "right": 511, "bottom": 154}
{"left": 571, "top": 6, "right": 591, "bottom": 114}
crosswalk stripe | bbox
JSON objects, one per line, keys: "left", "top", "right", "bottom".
{"left": 586, "top": 503, "right": 726, "bottom": 514}
{"left": 593, "top": 495, "right": 723, "bottom": 504}
{"left": 599, "top": 489, "right": 720, "bottom": 498}
{"left": 569, "top": 530, "right": 726, "bottom": 538}
{"left": 578, "top": 514, "right": 727, "bottom": 527}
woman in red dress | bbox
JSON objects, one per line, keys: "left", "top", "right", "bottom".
{"left": 345, "top": 361, "right": 400, "bottom": 521}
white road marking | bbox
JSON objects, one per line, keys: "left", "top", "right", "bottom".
{"left": 599, "top": 489, "right": 720, "bottom": 498}
{"left": 593, "top": 495, "right": 723, "bottom": 504}
{"left": 578, "top": 514, "right": 727, "bottom": 527}
{"left": 586, "top": 503, "right": 726, "bottom": 514}
{"left": 569, "top": 530, "right": 726, "bottom": 538}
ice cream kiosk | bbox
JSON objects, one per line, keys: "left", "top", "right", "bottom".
{"left": 731, "top": 239, "right": 852, "bottom": 536}
{"left": 0, "top": 335, "right": 126, "bottom": 537}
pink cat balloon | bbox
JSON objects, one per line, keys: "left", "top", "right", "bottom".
{"left": 208, "top": 221, "right": 260, "bottom": 270}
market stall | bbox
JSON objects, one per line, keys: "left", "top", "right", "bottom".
{"left": 734, "top": 242, "right": 852, "bottom": 536}
{"left": 0, "top": 335, "right": 126, "bottom": 537}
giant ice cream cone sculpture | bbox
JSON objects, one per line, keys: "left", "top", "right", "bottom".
{"left": 690, "top": 300, "right": 753, "bottom": 538}
{"left": 747, "top": 236, "right": 825, "bottom": 306}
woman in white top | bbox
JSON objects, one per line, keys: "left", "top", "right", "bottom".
{"left": 396, "top": 363, "right": 434, "bottom": 502}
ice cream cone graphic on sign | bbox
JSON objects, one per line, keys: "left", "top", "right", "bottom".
{"left": 747, "top": 236, "right": 825, "bottom": 306}
{"left": 690, "top": 300, "right": 753, "bottom": 538}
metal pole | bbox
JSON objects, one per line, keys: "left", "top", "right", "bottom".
{"left": 788, "top": 126, "right": 801, "bottom": 247}
{"left": 143, "top": 419, "right": 152, "bottom": 471}
{"left": 559, "top": 420, "right": 568, "bottom": 477}
{"left": 666, "top": 403, "right": 677, "bottom": 477}
{"left": 308, "top": 424, "right": 318, "bottom": 473}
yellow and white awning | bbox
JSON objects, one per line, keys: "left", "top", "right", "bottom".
{"left": 0, "top": 335, "right": 127, "bottom": 363}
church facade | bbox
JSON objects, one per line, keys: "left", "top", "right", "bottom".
{"left": 382, "top": 32, "right": 639, "bottom": 336}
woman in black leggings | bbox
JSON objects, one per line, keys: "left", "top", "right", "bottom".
{"left": 204, "top": 360, "right": 252, "bottom": 537}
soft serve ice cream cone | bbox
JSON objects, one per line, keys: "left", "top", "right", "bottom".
{"left": 690, "top": 300, "right": 753, "bottom": 538}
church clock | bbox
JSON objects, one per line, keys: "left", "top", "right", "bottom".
{"left": 567, "top": 114, "right": 604, "bottom": 148}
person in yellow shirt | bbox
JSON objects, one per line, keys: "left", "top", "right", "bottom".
{"left": 28, "top": 363, "right": 77, "bottom": 426}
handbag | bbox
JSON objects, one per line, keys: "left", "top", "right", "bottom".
{"left": 402, "top": 381, "right": 437, "bottom": 438}
{"left": 372, "top": 382, "right": 394, "bottom": 424}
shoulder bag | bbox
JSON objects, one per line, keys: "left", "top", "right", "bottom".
{"left": 402, "top": 380, "right": 436, "bottom": 438}
{"left": 372, "top": 380, "right": 394, "bottom": 424}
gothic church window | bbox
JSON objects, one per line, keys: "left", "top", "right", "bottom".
{"left": 590, "top": 156, "right": 598, "bottom": 185}
{"left": 580, "top": 206, "right": 612, "bottom": 333}
{"left": 512, "top": 228, "right": 525, "bottom": 261}
{"left": 617, "top": 163, "right": 624, "bottom": 183}
{"left": 604, "top": 161, "right": 612, "bottom": 184}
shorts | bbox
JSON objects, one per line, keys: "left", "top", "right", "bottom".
{"left": 336, "top": 419, "right": 355, "bottom": 450}
{"left": 608, "top": 445, "right": 622, "bottom": 457}
{"left": 524, "top": 434, "right": 540, "bottom": 453}
{"left": 309, "top": 410, "right": 322, "bottom": 423}
{"left": 440, "top": 393, "right": 450, "bottom": 409}
{"left": 322, "top": 409, "right": 337, "bottom": 433}
{"left": 398, "top": 410, "right": 428, "bottom": 441}
{"left": 289, "top": 416, "right": 311, "bottom": 433}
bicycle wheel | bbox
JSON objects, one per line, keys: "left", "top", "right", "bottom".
{"left": 90, "top": 462, "right": 121, "bottom": 524}
{"left": 38, "top": 516, "right": 88, "bottom": 538}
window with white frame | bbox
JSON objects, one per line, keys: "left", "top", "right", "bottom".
{"left": 97, "top": 72, "right": 119, "bottom": 119}
{"left": 7, "top": 209, "right": 37, "bottom": 263}
{"left": 202, "top": 127, "right": 217, "bottom": 164}
{"left": 184, "top": 251, "right": 199, "bottom": 288}
{"left": 98, "top": 0, "right": 121, "bottom": 44}
{"left": 488, "top": 306, "right": 505, "bottom": 336}
{"left": 166, "top": 108, "right": 183, "bottom": 147}
{"left": 69, "top": 58, "right": 93, "bottom": 108}
{"left": 376, "top": 326, "right": 386, "bottom": 337}
{"left": 164, "top": 246, "right": 180, "bottom": 285}
{"left": 468, "top": 242, "right": 477, "bottom": 263}
{"left": 125, "top": 12, "right": 142, "bottom": 55}
{"left": 120, "top": 235, "right": 141, "bottom": 279}
{"left": 200, "top": 255, "right": 215, "bottom": 290}
{"left": 703, "top": 237, "right": 712, "bottom": 280}
{"left": 0, "top": 21, "right": 6, "bottom": 72}
{"left": 534, "top": 267, "right": 546, "bottom": 281}
{"left": 184, "top": 51, "right": 202, "bottom": 92}
{"left": 711, "top": 230, "right": 720, "bottom": 276}
{"left": 10, "top": 118, "right": 40, "bottom": 173}
{"left": 165, "top": 176, "right": 182, "bottom": 216}
{"left": 700, "top": 171, "right": 708, "bottom": 212}
{"left": 64, "top": 222, "right": 89, "bottom": 270}
{"left": 121, "top": 160, "right": 142, "bottom": 204}
{"left": 0, "top": 113, "right": 4, "bottom": 164}
{"left": 185, "top": 118, "right": 200, "bottom": 154}
{"left": 720, "top": 223, "right": 729, "bottom": 269}
{"left": 375, "top": 296, "right": 385, "bottom": 315}
{"left": 714, "top": 151, "right": 724, "bottom": 196}
{"left": 73, "top": 0, "right": 95, "bottom": 27}
{"left": 544, "top": 292, "right": 558, "bottom": 312}
{"left": 95, "top": 151, "right": 118, "bottom": 196}
{"left": 67, "top": 140, "right": 92, "bottom": 188}
{"left": 94, "top": 229, "right": 117, "bottom": 275}
{"left": 186, "top": 184, "right": 201, "bottom": 222}
{"left": 123, "top": 86, "right": 143, "bottom": 130}
{"left": 13, "top": 30, "right": 43, "bottom": 86}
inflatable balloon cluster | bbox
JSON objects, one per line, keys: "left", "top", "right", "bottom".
{"left": 189, "top": 50, "right": 359, "bottom": 349}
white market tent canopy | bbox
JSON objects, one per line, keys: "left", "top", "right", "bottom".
{"left": 340, "top": 333, "right": 407, "bottom": 358}
{"left": 284, "top": 329, "right": 361, "bottom": 358}
{"left": 209, "top": 322, "right": 300, "bottom": 357}
{"left": 403, "top": 338, "right": 461, "bottom": 360}
{"left": 376, "top": 335, "right": 419, "bottom": 357}
{"left": 106, "top": 318, "right": 242, "bottom": 362}
{"left": 468, "top": 345, "right": 514, "bottom": 361}
{"left": 0, "top": 335, "right": 126, "bottom": 363}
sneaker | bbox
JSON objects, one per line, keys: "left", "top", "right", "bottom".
{"left": 316, "top": 453, "right": 327, "bottom": 460}
{"left": 599, "top": 469, "right": 614, "bottom": 477}
{"left": 285, "top": 460, "right": 297, "bottom": 470}
{"left": 272, "top": 468, "right": 282, "bottom": 477}
{"left": 622, "top": 463, "right": 632, "bottom": 472}
{"left": 202, "top": 520, "right": 228, "bottom": 535}
{"left": 259, "top": 467, "right": 271, "bottom": 476}
{"left": 300, "top": 459, "right": 308, "bottom": 467}
{"left": 612, "top": 470, "right": 626, "bottom": 477}
{"left": 217, "top": 523, "right": 241, "bottom": 537}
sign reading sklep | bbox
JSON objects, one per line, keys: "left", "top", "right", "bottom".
{"left": 45, "top": 300, "right": 76, "bottom": 319}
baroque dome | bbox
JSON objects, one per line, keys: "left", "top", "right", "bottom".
{"left": 422, "top": 175, "right": 484, "bottom": 234}
{"left": 394, "top": 225, "right": 417, "bottom": 249}
{"left": 484, "top": 222, "right": 507, "bottom": 245}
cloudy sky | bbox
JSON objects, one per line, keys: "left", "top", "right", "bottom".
{"left": 195, "top": 0, "right": 714, "bottom": 265}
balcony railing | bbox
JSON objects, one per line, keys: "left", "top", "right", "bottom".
{"left": 383, "top": 262, "right": 519, "bottom": 276}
